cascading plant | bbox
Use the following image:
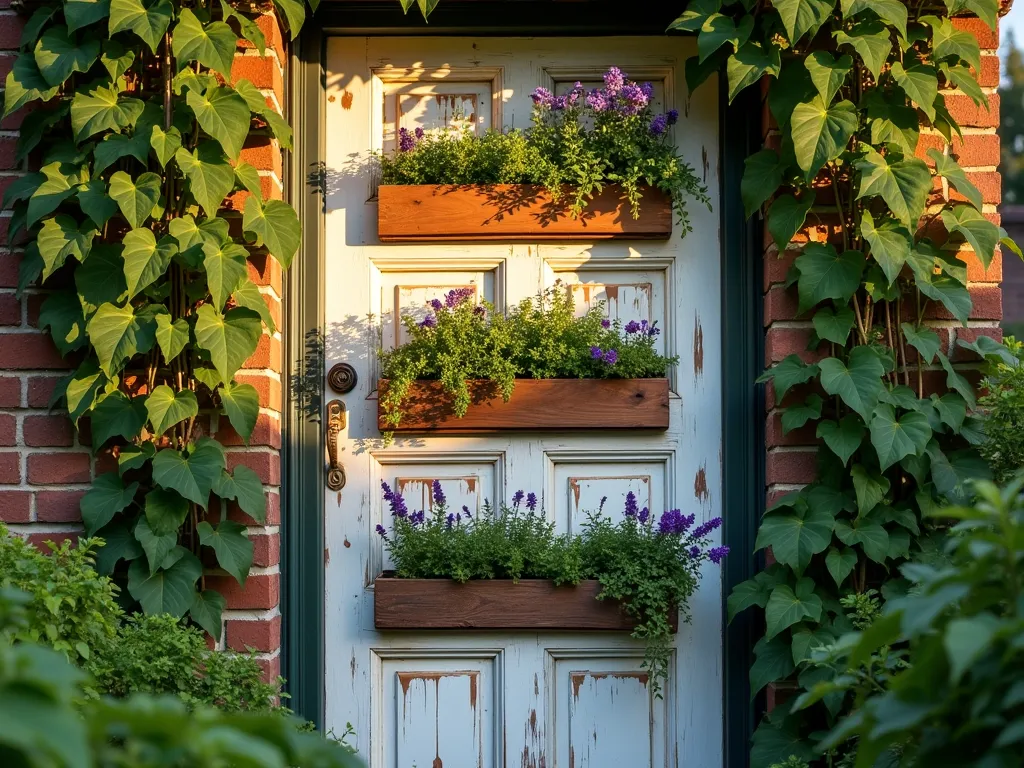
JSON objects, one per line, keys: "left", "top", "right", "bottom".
{"left": 2, "top": 0, "right": 316, "bottom": 637}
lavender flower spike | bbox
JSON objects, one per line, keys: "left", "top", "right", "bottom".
{"left": 432, "top": 479, "right": 446, "bottom": 507}
{"left": 624, "top": 491, "right": 639, "bottom": 518}
{"left": 590, "top": 346, "right": 603, "bottom": 359}
{"left": 418, "top": 314, "right": 437, "bottom": 329}
{"left": 603, "top": 66, "right": 626, "bottom": 95}
{"left": 531, "top": 86, "right": 554, "bottom": 107}
{"left": 398, "top": 127, "right": 416, "bottom": 152}
{"left": 375, "top": 524, "right": 387, "bottom": 538}
{"left": 692, "top": 517, "right": 723, "bottom": 539}
{"left": 708, "top": 546, "right": 730, "bottom": 564}
{"left": 526, "top": 492, "right": 538, "bottom": 512}
{"left": 649, "top": 113, "right": 668, "bottom": 136}
{"left": 512, "top": 490, "right": 525, "bottom": 509}
{"left": 602, "top": 349, "right": 618, "bottom": 365}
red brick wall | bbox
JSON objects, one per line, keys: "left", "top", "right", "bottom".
{"left": 0, "top": 7, "right": 287, "bottom": 679}
{"left": 763, "top": 16, "right": 1004, "bottom": 502}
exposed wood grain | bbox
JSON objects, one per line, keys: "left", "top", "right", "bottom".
{"left": 378, "top": 378, "right": 670, "bottom": 432}
{"left": 377, "top": 184, "right": 673, "bottom": 241}
{"left": 374, "top": 577, "right": 678, "bottom": 632}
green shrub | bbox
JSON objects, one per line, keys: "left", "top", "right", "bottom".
{"left": 790, "top": 477, "right": 1024, "bottom": 766}
{"left": 978, "top": 336, "right": 1024, "bottom": 483}
{"left": 379, "top": 285, "right": 676, "bottom": 428}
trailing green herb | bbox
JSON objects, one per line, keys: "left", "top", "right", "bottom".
{"left": 379, "top": 284, "right": 676, "bottom": 429}
{"left": 378, "top": 480, "right": 727, "bottom": 692}
{"left": 379, "top": 67, "right": 710, "bottom": 233}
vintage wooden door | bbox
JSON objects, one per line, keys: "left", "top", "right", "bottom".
{"left": 322, "top": 36, "right": 723, "bottom": 767}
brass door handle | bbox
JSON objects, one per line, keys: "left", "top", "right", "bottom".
{"left": 326, "top": 399, "right": 346, "bottom": 491}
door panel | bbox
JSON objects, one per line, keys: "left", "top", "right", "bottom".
{"left": 324, "top": 36, "right": 722, "bottom": 767}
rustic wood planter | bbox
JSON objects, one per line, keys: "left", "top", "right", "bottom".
{"left": 374, "top": 577, "right": 678, "bottom": 632}
{"left": 378, "top": 378, "right": 670, "bottom": 433}
{"left": 377, "top": 184, "right": 672, "bottom": 241}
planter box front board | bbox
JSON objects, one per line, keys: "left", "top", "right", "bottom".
{"left": 374, "top": 577, "right": 678, "bottom": 632}
{"left": 377, "top": 184, "right": 672, "bottom": 242}
{"left": 378, "top": 378, "right": 670, "bottom": 433}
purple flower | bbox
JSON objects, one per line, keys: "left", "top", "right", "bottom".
{"left": 649, "top": 113, "right": 668, "bottom": 136}
{"left": 398, "top": 127, "right": 416, "bottom": 152}
{"left": 586, "top": 88, "right": 609, "bottom": 112}
{"left": 641, "top": 82, "right": 654, "bottom": 99}
{"left": 552, "top": 95, "right": 568, "bottom": 110}
{"left": 531, "top": 87, "right": 554, "bottom": 107}
{"left": 429, "top": 298, "right": 443, "bottom": 311}
{"left": 689, "top": 546, "right": 701, "bottom": 558}
{"left": 381, "top": 481, "right": 408, "bottom": 518}
{"left": 432, "top": 480, "right": 446, "bottom": 507}
{"left": 603, "top": 67, "right": 626, "bottom": 95}
{"left": 599, "top": 495, "right": 608, "bottom": 512}
{"left": 624, "top": 491, "right": 639, "bottom": 518}
{"left": 375, "top": 524, "right": 387, "bottom": 538}
{"left": 624, "top": 320, "right": 641, "bottom": 334}
{"left": 566, "top": 82, "right": 585, "bottom": 106}
{"left": 602, "top": 349, "right": 618, "bottom": 365}
{"left": 512, "top": 490, "right": 525, "bottom": 509}
{"left": 638, "top": 506, "right": 650, "bottom": 524}
{"left": 708, "top": 546, "right": 730, "bottom": 564}
{"left": 590, "top": 346, "right": 603, "bottom": 359}
{"left": 617, "top": 83, "right": 649, "bottom": 116}
{"left": 410, "top": 510, "right": 425, "bottom": 526}
{"left": 667, "top": 109, "right": 679, "bottom": 125}
{"left": 462, "top": 505, "right": 471, "bottom": 519}
{"left": 692, "top": 517, "right": 723, "bottom": 539}
{"left": 601, "top": 319, "right": 611, "bottom": 329}
{"left": 527, "top": 492, "right": 538, "bottom": 512}
{"left": 473, "top": 305, "right": 486, "bottom": 317}
{"left": 658, "top": 509, "right": 695, "bottom": 535}
{"left": 414, "top": 126, "right": 425, "bottom": 139}
{"left": 419, "top": 314, "right": 437, "bottom": 329}
{"left": 446, "top": 513, "right": 455, "bottom": 529}
{"left": 445, "top": 287, "right": 474, "bottom": 308}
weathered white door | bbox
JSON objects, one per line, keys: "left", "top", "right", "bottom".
{"left": 323, "top": 36, "right": 723, "bottom": 768}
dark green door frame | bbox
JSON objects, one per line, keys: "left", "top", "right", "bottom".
{"left": 283, "top": 6, "right": 764, "bottom": 764}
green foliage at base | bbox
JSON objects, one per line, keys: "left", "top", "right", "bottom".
{"left": 979, "top": 337, "right": 1024, "bottom": 484}
{"left": 379, "top": 285, "right": 676, "bottom": 429}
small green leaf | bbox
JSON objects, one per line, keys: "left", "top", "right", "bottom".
{"left": 151, "top": 439, "right": 226, "bottom": 509}
{"left": 108, "top": 0, "right": 173, "bottom": 52}
{"left": 34, "top": 25, "right": 100, "bottom": 87}
{"left": 804, "top": 50, "right": 852, "bottom": 105}
{"left": 741, "top": 149, "right": 786, "bottom": 218}
{"left": 4, "top": 54, "right": 60, "bottom": 117}
{"left": 860, "top": 210, "right": 912, "bottom": 286}
{"left": 190, "top": 589, "right": 226, "bottom": 639}
{"left": 219, "top": 382, "right": 260, "bottom": 445}
{"left": 242, "top": 196, "right": 301, "bottom": 268}
{"left": 773, "top": 0, "right": 835, "bottom": 43}
{"left": 117, "top": 442, "right": 155, "bottom": 475}
{"left": 818, "top": 347, "right": 885, "bottom": 421}
{"left": 88, "top": 390, "right": 147, "bottom": 449}
{"left": 100, "top": 40, "right": 135, "bottom": 80}
{"left": 901, "top": 323, "right": 941, "bottom": 364}
{"left": 149, "top": 124, "right": 182, "bottom": 168}
{"left": 768, "top": 193, "right": 815, "bottom": 252}
{"left": 108, "top": 171, "right": 161, "bottom": 228}
{"left": 198, "top": 520, "right": 253, "bottom": 584}
{"left": 65, "top": 0, "right": 112, "bottom": 32}
{"left": 765, "top": 578, "right": 823, "bottom": 640}
{"left": 37, "top": 215, "right": 96, "bottom": 279}
{"left": 816, "top": 415, "right": 865, "bottom": 466}
{"left": 794, "top": 243, "right": 864, "bottom": 313}
{"left": 194, "top": 304, "right": 263, "bottom": 385}
{"left": 76, "top": 179, "right": 119, "bottom": 228}
{"left": 93, "top": 131, "right": 150, "bottom": 175}
{"left": 756, "top": 355, "right": 820, "bottom": 400}
{"left": 726, "top": 41, "right": 781, "bottom": 103}
{"left": 232, "top": 279, "right": 275, "bottom": 333}
{"left": 790, "top": 97, "right": 858, "bottom": 178}
{"left": 127, "top": 546, "right": 201, "bottom": 618}
{"left": 932, "top": 392, "right": 967, "bottom": 432}
{"left": 928, "top": 148, "right": 983, "bottom": 211}
{"left": 93, "top": 517, "right": 143, "bottom": 575}
{"left": 870, "top": 403, "right": 932, "bottom": 470}
{"left": 121, "top": 228, "right": 177, "bottom": 299}
{"left": 173, "top": 8, "right": 238, "bottom": 74}
{"left": 86, "top": 302, "right": 140, "bottom": 376}
{"left": 234, "top": 161, "right": 263, "bottom": 201}
{"left": 186, "top": 85, "right": 251, "bottom": 161}
{"left": 926, "top": 15, "right": 981, "bottom": 72}
{"left": 28, "top": 161, "right": 84, "bottom": 227}
{"left": 855, "top": 148, "right": 931, "bottom": 226}
{"left": 697, "top": 14, "right": 754, "bottom": 62}
{"left": 834, "top": 518, "right": 889, "bottom": 563}
{"left": 851, "top": 464, "right": 890, "bottom": 516}
{"left": 943, "top": 62, "right": 988, "bottom": 108}
{"left": 144, "top": 488, "right": 189, "bottom": 535}
{"left": 891, "top": 61, "right": 938, "bottom": 121}
{"left": 920, "top": 273, "right": 973, "bottom": 325}
{"left": 220, "top": 0, "right": 266, "bottom": 54}
{"left": 175, "top": 142, "right": 235, "bottom": 217}
{"left": 146, "top": 385, "right": 199, "bottom": 436}
{"left": 203, "top": 240, "right": 249, "bottom": 310}
{"left": 80, "top": 472, "right": 139, "bottom": 535}
{"left": 833, "top": 21, "right": 892, "bottom": 80}
{"left": 812, "top": 305, "right": 855, "bottom": 344}
{"left": 272, "top": 0, "right": 305, "bottom": 40}
{"left": 782, "top": 394, "right": 823, "bottom": 434}
{"left": 154, "top": 314, "right": 189, "bottom": 364}
{"left": 727, "top": 566, "right": 788, "bottom": 622}
{"left": 38, "top": 290, "right": 86, "bottom": 355}
{"left": 865, "top": 90, "right": 919, "bottom": 155}
{"left": 65, "top": 360, "right": 107, "bottom": 422}
{"left": 134, "top": 515, "right": 178, "bottom": 575}
{"left": 937, "top": 352, "right": 977, "bottom": 408}
{"left": 825, "top": 547, "right": 858, "bottom": 587}
{"left": 941, "top": 205, "right": 1001, "bottom": 269}
{"left": 213, "top": 465, "right": 266, "bottom": 522}
{"left": 70, "top": 80, "right": 145, "bottom": 142}
{"left": 751, "top": 636, "right": 796, "bottom": 696}
{"left": 668, "top": 0, "right": 721, "bottom": 31}
{"left": 756, "top": 503, "right": 835, "bottom": 574}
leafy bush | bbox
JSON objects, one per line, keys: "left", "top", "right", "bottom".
{"left": 0, "top": 586, "right": 358, "bottom": 768}
{"left": 379, "top": 285, "right": 676, "bottom": 428}
{"left": 377, "top": 480, "right": 727, "bottom": 690}
{"left": 781, "top": 477, "right": 1024, "bottom": 766}
{"left": 978, "top": 337, "right": 1024, "bottom": 483}
{"left": 379, "top": 67, "right": 710, "bottom": 232}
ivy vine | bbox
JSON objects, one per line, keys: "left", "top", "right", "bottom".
{"left": 674, "top": 0, "right": 1019, "bottom": 764}
{"left": 1, "top": 0, "right": 326, "bottom": 638}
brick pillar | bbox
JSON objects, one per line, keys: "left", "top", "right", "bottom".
{"left": 763, "top": 16, "right": 1004, "bottom": 505}
{"left": 0, "top": 8, "right": 288, "bottom": 680}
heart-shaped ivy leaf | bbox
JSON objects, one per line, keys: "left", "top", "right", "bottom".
{"left": 127, "top": 546, "right": 202, "bottom": 618}
{"left": 151, "top": 438, "right": 226, "bottom": 508}
{"left": 146, "top": 385, "right": 199, "bottom": 437}
{"left": 198, "top": 520, "right": 253, "bottom": 584}
{"left": 80, "top": 472, "right": 139, "bottom": 535}
{"left": 109, "top": 171, "right": 162, "bottom": 228}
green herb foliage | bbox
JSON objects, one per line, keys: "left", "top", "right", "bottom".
{"left": 978, "top": 337, "right": 1024, "bottom": 483}
{"left": 379, "top": 285, "right": 676, "bottom": 428}
{"left": 379, "top": 481, "right": 727, "bottom": 692}
{"left": 669, "top": 0, "right": 1022, "bottom": 763}
{"left": 0, "top": 585, "right": 359, "bottom": 768}
{"left": 379, "top": 67, "right": 710, "bottom": 233}
{"left": 790, "top": 477, "right": 1024, "bottom": 766}
{"left": 4, "top": 0, "right": 314, "bottom": 637}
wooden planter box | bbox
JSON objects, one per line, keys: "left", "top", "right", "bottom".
{"left": 377, "top": 378, "right": 670, "bottom": 433}
{"left": 374, "top": 577, "right": 678, "bottom": 632}
{"left": 377, "top": 184, "right": 672, "bottom": 242}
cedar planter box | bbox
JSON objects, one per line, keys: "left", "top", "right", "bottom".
{"left": 377, "top": 184, "right": 672, "bottom": 242}
{"left": 377, "top": 378, "right": 670, "bottom": 433}
{"left": 374, "top": 577, "right": 678, "bottom": 632}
